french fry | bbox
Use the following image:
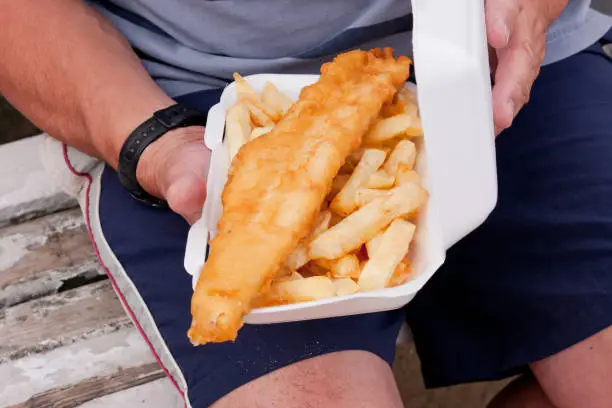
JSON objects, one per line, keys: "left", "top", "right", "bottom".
{"left": 358, "top": 219, "right": 416, "bottom": 291}
{"left": 395, "top": 165, "right": 421, "bottom": 186}
{"left": 233, "top": 73, "right": 259, "bottom": 100}
{"left": 262, "top": 82, "right": 293, "bottom": 117}
{"left": 363, "top": 114, "right": 414, "bottom": 144}
{"left": 403, "top": 104, "right": 419, "bottom": 118}
{"left": 397, "top": 89, "right": 422, "bottom": 136}
{"left": 250, "top": 125, "right": 274, "bottom": 140}
{"left": 366, "top": 233, "right": 384, "bottom": 257}
{"left": 233, "top": 73, "right": 280, "bottom": 123}
{"left": 330, "top": 149, "right": 387, "bottom": 216}
{"left": 284, "top": 246, "right": 310, "bottom": 271}
{"left": 397, "top": 87, "right": 416, "bottom": 103}
{"left": 405, "top": 116, "right": 423, "bottom": 137}
{"left": 312, "top": 210, "right": 333, "bottom": 236}
{"left": 355, "top": 188, "right": 390, "bottom": 208}
{"left": 315, "top": 254, "right": 360, "bottom": 279}
{"left": 333, "top": 278, "right": 360, "bottom": 296}
{"left": 267, "top": 276, "right": 336, "bottom": 304}
{"left": 397, "top": 88, "right": 419, "bottom": 117}
{"left": 275, "top": 271, "right": 304, "bottom": 283}
{"left": 310, "top": 182, "right": 428, "bottom": 260}
{"left": 384, "top": 140, "right": 416, "bottom": 176}
{"left": 225, "top": 102, "right": 252, "bottom": 161}
{"left": 366, "top": 170, "right": 395, "bottom": 189}
{"left": 243, "top": 99, "right": 274, "bottom": 127}
{"left": 285, "top": 211, "right": 331, "bottom": 270}
{"left": 389, "top": 260, "right": 413, "bottom": 286}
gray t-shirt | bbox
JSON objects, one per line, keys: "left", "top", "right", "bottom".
{"left": 90, "top": 0, "right": 612, "bottom": 97}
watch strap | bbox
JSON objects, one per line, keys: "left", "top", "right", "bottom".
{"left": 117, "top": 103, "right": 207, "bottom": 207}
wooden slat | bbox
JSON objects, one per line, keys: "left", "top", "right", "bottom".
{"left": 8, "top": 363, "right": 164, "bottom": 408}
{"left": 0, "top": 280, "right": 130, "bottom": 363}
{"left": 0, "top": 328, "right": 157, "bottom": 406}
{"left": 77, "top": 379, "right": 183, "bottom": 408}
{"left": 0, "top": 208, "right": 102, "bottom": 307}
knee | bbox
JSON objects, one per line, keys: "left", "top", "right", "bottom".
{"left": 213, "top": 350, "right": 404, "bottom": 408}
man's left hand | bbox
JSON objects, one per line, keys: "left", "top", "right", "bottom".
{"left": 486, "top": 0, "right": 568, "bottom": 135}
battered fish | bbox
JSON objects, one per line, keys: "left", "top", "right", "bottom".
{"left": 188, "top": 48, "right": 412, "bottom": 345}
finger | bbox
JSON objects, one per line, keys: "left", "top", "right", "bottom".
{"left": 491, "top": 48, "right": 529, "bottom": 133}
{"left": 165, "top": 173, "right": 207, "bottom": 224}
{"left": 491, "top": 12, "right": 545, "bottom": 134}
{"left": 485, "top": 0, "right": 520, "bottom": 49}
{"left": 491, "top": 40, "right": 541, "bottom": 133}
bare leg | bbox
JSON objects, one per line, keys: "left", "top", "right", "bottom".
{"left": 489, "top": 325, "right": 612, "bottom": 408}
{"left": 213, "top": 350, "right": 404, "bottom": 408}
{"left": 531, "top": 325, "right": 612, "bottom": 408}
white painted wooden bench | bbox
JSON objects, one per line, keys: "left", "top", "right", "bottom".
{"left": 0, "top": 135, "right": 183, "bottom": 408}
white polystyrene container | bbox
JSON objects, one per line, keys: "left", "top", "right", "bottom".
{"left": 184, "top": 0, "right": 498, "bottom": 325}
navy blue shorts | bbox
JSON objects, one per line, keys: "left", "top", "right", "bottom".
{"left": 86, "top": 30, "right": 612, "bottom": 407}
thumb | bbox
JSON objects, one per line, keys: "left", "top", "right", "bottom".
{"left": 165, "top": 173, "right": 207, "bottom": 224}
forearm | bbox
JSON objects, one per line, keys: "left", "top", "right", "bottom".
{"left": 0, "top": 0, "right": 175, "bottom": 168}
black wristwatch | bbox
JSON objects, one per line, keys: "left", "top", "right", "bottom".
{"left": 117, "top": 103, "right": 207, "bottom": 208}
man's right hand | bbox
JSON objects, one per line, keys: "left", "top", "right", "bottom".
{"left": 137, "top": 127, "right": 210, "bottom": 224}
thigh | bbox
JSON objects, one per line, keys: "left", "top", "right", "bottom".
{"left": 405, "top": 29, "right": 612, "bottom": 388}
{"left": 91, "top": 92, "right": 406, "bottom": 407}
{"left": 531, "top": 325, "right": 612, "bottom": 408}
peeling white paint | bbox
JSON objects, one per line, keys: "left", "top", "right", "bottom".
{"left": 46, "top": 211, "right": 85, "bottom": 234}
{"left": 0, "top": 232, "right": 47, "bottom": 271}
{"left": 0, "top": 329, "right": 156, "bottom": 407}
{"left": 79, "top": 379, "right": 182, "bottom": 408}
{"left": 0, "top": 210, "right": 85, "bottom": 273}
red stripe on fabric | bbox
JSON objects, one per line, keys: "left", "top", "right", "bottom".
{"left": 61, "top": 144, "right": 187, "bottom": 405}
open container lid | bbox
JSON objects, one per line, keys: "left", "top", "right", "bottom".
{"left": 411, "top": 0, "right": 498, "bottom": 247}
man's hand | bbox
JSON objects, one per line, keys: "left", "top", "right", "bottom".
{"left": 486, "top": 0, "right": 567, "bottom": 135}
{"left": 137, "top": 127, "right": 210, "bottom": 224}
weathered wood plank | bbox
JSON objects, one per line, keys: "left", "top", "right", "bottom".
{"left": 7, "top": 363, "right": 164, "bottom": 408}
{"left": 0, "top": 208, "right": 102, "bottom": 307}
{"left": 0, "top": 328, "right": 157, "bottom": 407}
{"left": 0, "top": 135, "right": 76, "bottom": 227}
{"left": 0, "top": 280, "right": 131, "bottom": 363}
{"left": 77, "top": 379, "right": 183, "bottom": 408}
